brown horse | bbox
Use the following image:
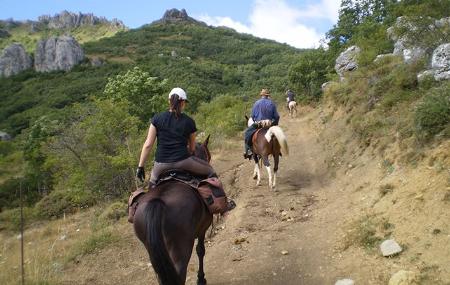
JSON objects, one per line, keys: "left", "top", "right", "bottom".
{"left": 246, "top": 117, "right": 289, "bottom": 190}
{"left": 133, "top": 137, "right": 213, "bottom": 285}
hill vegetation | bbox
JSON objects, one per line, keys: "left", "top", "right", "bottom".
{"left": 0, "top": 0, "right": 449, "bottom": 233}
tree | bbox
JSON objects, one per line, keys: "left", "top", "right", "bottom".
{"left": 45, "top": 99, "right": 141, "bottom": 196}
{"left": 288, "top": 49, "right": 332, "bottom": 101}
{"left": 104, "top": 66, "right": 167, "bottom": 124}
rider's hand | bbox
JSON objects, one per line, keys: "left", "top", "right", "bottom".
{"left": 136, "top": 167, "right": 145, "bottom": 182}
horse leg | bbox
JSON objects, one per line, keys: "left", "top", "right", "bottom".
{"left": 262, "top": 155, "right": 272, "bottom": 190}
{"left": 196, "top": 234, "right": 207, "bottom": 285}
{"left": 253, "top": 155, "right": 261, "bottom": 186}
{"left": 273, "top": 154, "right": 279, "bottom": 190}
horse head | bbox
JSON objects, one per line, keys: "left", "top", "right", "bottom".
{"left": 194, "top": 135, "right": 211, "bottom": 163}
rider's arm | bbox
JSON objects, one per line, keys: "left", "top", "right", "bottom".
{"left": 188, "top": 132, "right": 196, "bottom": 155}
{"left": 273, "top": 104, "right": 280, "bottom": 125}
{"left": 138, "top": 124, "right": 157, "bottom": 167}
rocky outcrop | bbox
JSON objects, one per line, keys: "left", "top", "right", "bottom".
{"left": 417, "top": 43, "right": 450, "bottom": 82}
{"left": 151, "top": 9, "right": 205, "bottom": 25}
{"left": 431, "top": 43, "right": 450, "bottom": 80}
{"left": 34, "top": 36, "right": 84, "bottom": 72}
{"left": 37, "top": 10, "right": 126, "bottom": 30}
{"left": 387, "top": 17, "right": 427, "bottom": 64}
{"left": 0, "top": 43, "right": 32, "bottom": 77}
{"left": 335, "top": 45, "right": 361, "bottom": 80}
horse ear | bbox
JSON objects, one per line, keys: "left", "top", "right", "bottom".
{"left": 245, "top": 115, "right": 249, "bottom": 122}
{"left": 204, "top": 135, "right": 210, "bottom": 147}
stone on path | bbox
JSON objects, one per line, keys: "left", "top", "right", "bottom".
{"left": 388, "top": 270, "right": 419, "bottom": 285}
{"left": 335, "top": 278, "right": 355, "bottom": 285}
{"left": 380, "top": 239, "right": 402, "bottom": 257}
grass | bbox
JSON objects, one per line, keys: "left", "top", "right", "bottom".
{"left": 65, "top": 229, "right": 120, "bottom": 263}
{"left": 0, "top": 206, "right": 122, "bottom": 284}
{"left": 342, "top": 214, "right": 395, "bottom": 251}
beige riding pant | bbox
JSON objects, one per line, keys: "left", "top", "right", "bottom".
{"left": 150, "top": 156, "right": 216, "bottom": 184}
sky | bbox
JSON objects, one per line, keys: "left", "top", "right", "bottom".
{"left": 0, "top": 0, "right": 342, "bottom": 48}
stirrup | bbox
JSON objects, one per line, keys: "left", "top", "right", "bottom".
{"left": 227, "top": 199, "right": 236, "bottom": 211}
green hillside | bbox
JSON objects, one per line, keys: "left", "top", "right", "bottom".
{"left": 1, "top": 0, "right": 449, "bottom": 229}
{"left": 0, "top": 21, "right": 126, "bottom": 53}
{"left": 0, "top": 16, "right": 301, "bottom": 218}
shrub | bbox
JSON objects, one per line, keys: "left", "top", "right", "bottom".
{"left": 414, "top": 86, "right": 450, "bottom": 140}
{"left": 99, "top": 201, "right": 127, "bottom": 222}
{"left": 0, "top": 206, "right": 37, "bottom": 231}
{"left": 34, "top": 189, "right": 96, "bottom": 219}
{"left": 66, "top": 229, "right": 120, "bottom": 263}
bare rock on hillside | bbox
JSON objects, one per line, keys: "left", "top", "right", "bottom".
{"left": 417, "top": 43, "right": 450, "bottom": 82}
{"left": 388, "top": 270, "right": 419, "bottom": 285}
{"left": 38, "top": 10, "right": 126, "bottom": 30}
{"left": 0, "top": 43, "right": 32, "bottom": 77}
{"left": 151, "top": 8, "right": 206, "bottom": 26}
{"left": 335, "top": 45, "right": 361, "bottom": 80}
{"left": 388, "top": 17, "right": 427, "bottom": 64}
{"left": 431, "top": 43, "right": 450, "bottom": 81}
{"left": 34, "top": 35, "right": 84, "bottom": 72}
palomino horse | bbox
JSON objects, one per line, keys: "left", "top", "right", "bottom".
{"left": 133, "top": 137, "right": 213, "bottom": 285}
{"left": 246, "top": 117, "right": 289, "bottom": 190}
{"left": 288, "top": 101, "right": 297, "bottom": 118}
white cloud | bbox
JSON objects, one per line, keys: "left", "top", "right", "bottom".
{"left": 199, "top": 0, "right": 341, "bottom": 49}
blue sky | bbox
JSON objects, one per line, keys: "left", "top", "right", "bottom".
{"left": 0, "top": 0, "right": 342, "bottom": 48}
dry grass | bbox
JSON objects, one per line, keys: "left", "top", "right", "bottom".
{"left": 0, "top": 206, "right": 124, "bottom": 284}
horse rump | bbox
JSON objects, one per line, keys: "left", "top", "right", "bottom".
{"left": 145, "top": 199, "right": 183, "bottom": 285}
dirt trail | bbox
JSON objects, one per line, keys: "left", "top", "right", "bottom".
{"left": 58, "top": 106, "right": 449, "bottom": 285}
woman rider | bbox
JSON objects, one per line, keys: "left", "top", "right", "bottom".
{"left": 136, "top": 87, "right": 216, "bottom": 185}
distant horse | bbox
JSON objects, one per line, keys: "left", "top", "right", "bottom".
{"left": 246, "top": 116, "right": 289, "bottom": 190}
{"left": 288, "top": 101, "right": 297, "bottom": 118}
{"left": 133, "top": 137, "right": 213, "bottom": 285}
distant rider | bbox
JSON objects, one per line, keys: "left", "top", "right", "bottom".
{"left": 243, "top": 88, "right": 280, "bottom": 159}
{"left": 286, "top": 89, "right": 295, "bottom": 109}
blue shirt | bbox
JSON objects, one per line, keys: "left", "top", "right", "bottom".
{"left": 251, "top": 97, "right": 280, "bottom": 125}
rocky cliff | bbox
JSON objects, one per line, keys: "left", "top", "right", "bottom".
{"left": 0, "top": 43, "right": 32, "bottom": 77}
{"left": 34, "top": 35, "right": 84, "bottom": 72}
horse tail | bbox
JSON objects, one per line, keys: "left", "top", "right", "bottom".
{"left": 265, "top": 126, "right": 289, "bottom": 156}
{"left": 145, "top": 199, "right": 182, "bottom": 285}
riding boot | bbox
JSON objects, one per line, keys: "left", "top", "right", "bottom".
{"left": 243, "top": 144, "right": 252, "bottom": 159}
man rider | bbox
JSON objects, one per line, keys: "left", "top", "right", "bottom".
{"left": 243, "top": 88, "right": 280, "bottom": 159}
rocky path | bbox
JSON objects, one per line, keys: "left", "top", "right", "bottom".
{"left": 191, "top": 110, "right": 346, "bottom": 285}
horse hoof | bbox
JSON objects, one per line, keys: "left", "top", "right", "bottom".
{"left": 197, "top": 278, "right": 207, "bottom": 285}
{"left": 253, "top": 175, "right": 257, "bottom": 180}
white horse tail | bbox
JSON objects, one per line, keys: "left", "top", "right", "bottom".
{"left": 265, "top": 126, "right": 289, "bottom": 156}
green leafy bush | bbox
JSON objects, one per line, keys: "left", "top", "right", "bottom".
{"left": 414, "top": 86, "right": 450, "bottom": 140}
{"left": 34, "top": 189, "right": 96, "bottom": 219}
{"left": 195, "top": 94, "right": 249, "bottom": 142}
{"left": 98, "top": 201, "right": 127, "bottom": 222}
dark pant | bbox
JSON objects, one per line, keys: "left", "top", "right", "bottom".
{"left": 244, "top": 125, "right": 257, "bottom": 152}
{"left": 150, "top": 156, "right": 216, "bottom": 184}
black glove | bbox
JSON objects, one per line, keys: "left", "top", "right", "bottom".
{"left": 136, "top": 167, "right": 145, "bottom": 182}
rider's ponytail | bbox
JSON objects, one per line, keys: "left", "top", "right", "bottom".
{"left": 169, "top": 94, "right": 182, "bottom": 119}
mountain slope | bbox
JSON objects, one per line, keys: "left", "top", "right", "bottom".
{"left": 0, "top": 19, "right": 301, "bottom": 136}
